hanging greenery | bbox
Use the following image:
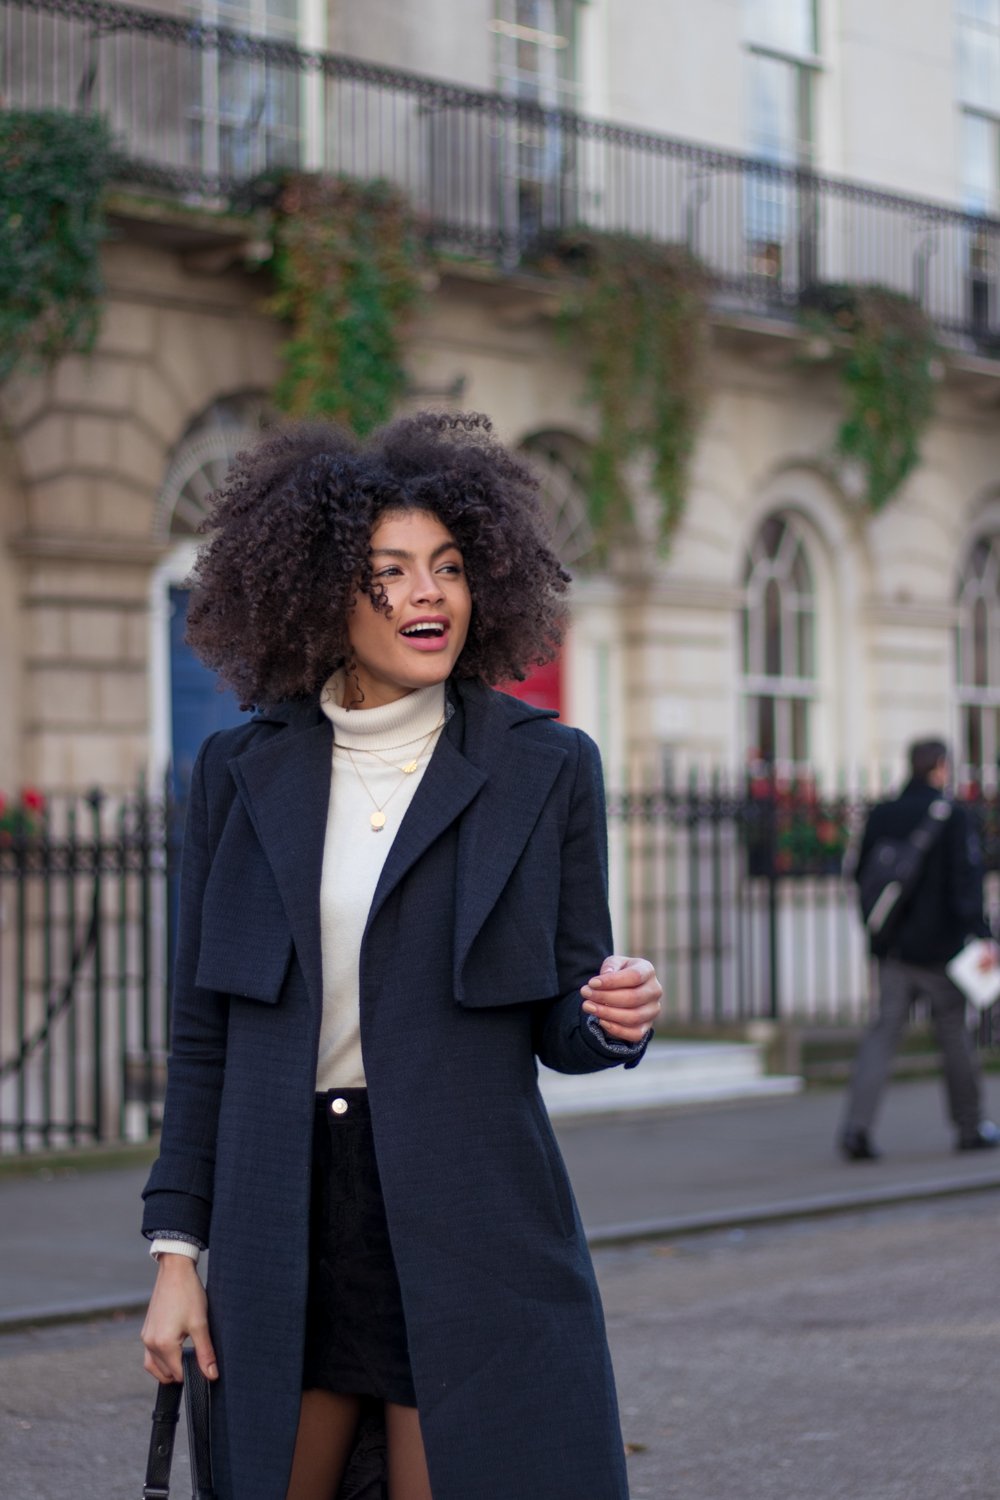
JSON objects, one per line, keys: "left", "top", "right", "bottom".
{"left": 799, "top": 283, "right": 940, "bottom": 513}
{"left": 0, "top": 110, "right": 116, "bottom": 383}
{"left": 268, "top": 174, "right": 425, "bottom": 436}
{"left": 550, "top": 232, "right": 711, "bottom": 554}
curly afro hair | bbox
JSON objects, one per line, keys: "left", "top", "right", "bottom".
{"left": 185, "top": 411, "right": 571, "bottom": 707}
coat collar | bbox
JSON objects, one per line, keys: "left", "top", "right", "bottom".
{"left": 230, "top": 680, "right": 566, "bottom": 1010}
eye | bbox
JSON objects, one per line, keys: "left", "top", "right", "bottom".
{"left": 374, "top": 565, "right": 404, "bottom": 578}
{"left": 438, "top": 561, "right": 464, "bottom": 575}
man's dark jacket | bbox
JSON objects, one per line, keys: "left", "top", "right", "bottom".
{"left": 856, "top": 778, "right": 990, "bottom": 964}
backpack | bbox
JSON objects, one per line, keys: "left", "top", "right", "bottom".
{"left": 858, "top": 798, "right": 953, "bottom": 950}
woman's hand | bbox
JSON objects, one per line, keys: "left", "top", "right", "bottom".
{"left": 581, "top": 956, "right": 663, "bottom": 1044}
{"left": 141, "top": 1254, "right": 218, "bottom": 1385}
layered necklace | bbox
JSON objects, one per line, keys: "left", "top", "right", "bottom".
{"left": 342, "top": 720, "right": 444, "bottom": 833}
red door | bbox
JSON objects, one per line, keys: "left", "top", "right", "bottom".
{"left": 498, "top": 654, "right": 563, "bottom": 716}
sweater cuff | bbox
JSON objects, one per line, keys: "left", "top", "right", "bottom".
{"left": 582, "top": 1012, "right": 652, "bottom": 1069}
{"left": 149, "top": 1236, "right": 202, "bottom": 1265}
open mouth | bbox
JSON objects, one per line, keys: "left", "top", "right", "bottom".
{"left": 401, "top": 622, "right": 448, "bottom": 639}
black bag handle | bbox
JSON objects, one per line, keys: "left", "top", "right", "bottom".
{"left": 143, "top": 1349, "right": 217, "bottom": 1500}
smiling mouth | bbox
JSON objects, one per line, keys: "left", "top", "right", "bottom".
{"left": 401, "top": 623, "right": 447, "bottom": 639}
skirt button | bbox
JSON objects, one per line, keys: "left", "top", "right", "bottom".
{"left": 330, "top": 1097, "right": 349, "bottom": 1116}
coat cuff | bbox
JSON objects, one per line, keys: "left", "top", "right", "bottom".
{"left": 581, "top": 1012, "right": 652, "bottom": 1069}
{"left": 141, "top": 1188, "right": 212, "bottom": 1248}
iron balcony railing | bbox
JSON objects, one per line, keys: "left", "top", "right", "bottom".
{"left": 6, "top": 0, "right": 1000, "bottom": 347}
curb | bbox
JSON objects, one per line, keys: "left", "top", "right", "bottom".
{"left": 0, "top": 1291, "right": 152, "bottom": 1334}
{"left": 585, "top": 1169, "right": 1000, "bottom": 1248}
{"left": 5, "top": 1172, "right": 1000, "bottom": 1333}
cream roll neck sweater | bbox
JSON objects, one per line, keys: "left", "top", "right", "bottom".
{"left": 315, "top": 673, "right": 447, "bottom": 1089}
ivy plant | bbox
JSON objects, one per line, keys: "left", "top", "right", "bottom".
{"left": 551, "top": 232, "right": 711, "bottom": 555}
{"left": 268, "top": 174, "right": 425, "bottom": 435}
{"left": 0, "top": 110, "right": 116, "bottom": 382}
{"left": 800, "top": 283, "right": 940, "bottom": 512}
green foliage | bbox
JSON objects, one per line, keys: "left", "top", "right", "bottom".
{"left": 0, "top": 110, "right": 115, "bottom": 382}
{"left": 800, "top": 283, "right": 940, "bottom": 512}
{"left": 552, "top": 233, "right": 711, "bottom": 554}
{"left": 268, "top": 175, "right": 424, "bottom": 435}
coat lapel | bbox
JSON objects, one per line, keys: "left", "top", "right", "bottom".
{"left": 450, "top": 685, "right": 567, "bottom": 993}
{"left": 228, "top": 706, "right": 331, "bottom": 1014}
{"left": 366, "top": 732, "right": 486, "bottom": 933}
{"left": 366, "top": 684, "right": 567, "bottom": 982}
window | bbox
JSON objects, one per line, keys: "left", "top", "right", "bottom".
{"left": 491, "top": 2, "right": 580, "bottom": 247}
{"left": 492, "top": 2, "right": 580, "bottom": 109}
{"left": 956, "top": 536, "right": 1000, "bottom": 787}
{"left": 519, "top": 430, "right": 595, "bottom": 571}
{"left": 957, "top": 2, "right": 1000, "bottom": 333}
{"left": 744, "top": 0, "right": 820, "bottom": 284}
{"left": 742, "top": 514, "right": 816, "bottom": 768}
{"left": 192, "top": 0, "right": 301, "bottom": 181}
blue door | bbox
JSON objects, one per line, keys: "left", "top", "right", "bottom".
{"left": 169, "top": 585, "right": 249, "bottom": 802}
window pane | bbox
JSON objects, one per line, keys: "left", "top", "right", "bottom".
{"left": 745, "top": 0, "right": 816, "bottom": 54}
{"left": 795, "top": 607, "right": 815, "bottom": 678}
{"left": 790, "top": 697, "right": 809, "bottom": 762}
{"left": 963, "top": 113, "right": 998, "bottom": 211}
{"left": 761, "top": 514, "right": 786, "bottom": 559}
{"left": 967, "top": 705, "right": 984, "bottom": 770}
{"left": 756, "top": 696, "right": 777, "bottom": 762}
{"left": 959, "top": 0, "right": 1000, "bottom": 29}
{"left": 974, "top": 597, "right": 990, "bottom": 686}
{"left": 958, "top": 19, "right": 1000, "bottom": 110}
{"left": 748, "top": 52, "right": 800, "bottom": 162}
{"left": 764, "top": 578, "right": 783, "bottom": 676}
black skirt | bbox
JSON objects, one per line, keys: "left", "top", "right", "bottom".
{"left": 302, "top": 1089, "right": 417, "bottom": 1408}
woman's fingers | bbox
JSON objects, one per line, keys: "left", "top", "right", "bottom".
{"left": 582, "top": 955, "right": 662, "bottom": 1042}
{"left": 190, "top": 1320, "right": 220, "bottom": 1381}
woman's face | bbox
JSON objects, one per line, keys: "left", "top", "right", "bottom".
{"left": 344, "top": 509, "right": 472, "bottom": 708}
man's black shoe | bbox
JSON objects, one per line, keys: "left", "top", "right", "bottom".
{"left": 839, "top": 1128, "right": 880, "bottom": 1162}
{"left": 956, "top": 1121, "right": 1000, "bottom": 1152}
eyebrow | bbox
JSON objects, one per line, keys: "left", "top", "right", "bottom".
{"left": 370, "top": 542, "right": 461, "bottom": 561}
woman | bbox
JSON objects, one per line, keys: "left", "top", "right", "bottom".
{"left": 140, "top": 412, "right": 662, "bottom": 1500}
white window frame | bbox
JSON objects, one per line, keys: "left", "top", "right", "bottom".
{"left": 742, "top": 513, "right": 818, "bottom": 774}
{"left": 956, "top": 534, "right": 1000, "bottom": 791}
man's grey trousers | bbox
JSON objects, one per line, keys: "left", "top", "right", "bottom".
{"left": 843, "top": 957, "right": 982, "bottom": 1140}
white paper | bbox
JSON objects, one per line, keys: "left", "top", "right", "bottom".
{"left": 946, "top": 940, "right": 1000, "bottom": 1011}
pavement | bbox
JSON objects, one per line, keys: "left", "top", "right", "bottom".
{"left": 4, "top": 1073, "right": 1000, "bottom": 1331}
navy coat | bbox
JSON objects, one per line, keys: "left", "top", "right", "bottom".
{"left": 142, "top": 678, "right": 646, "bottom": 1500}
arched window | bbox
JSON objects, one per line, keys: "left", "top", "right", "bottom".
{"left": 741, "top": 513, "right": 816, "bottom": 768}
{"left": 154, "top": 393, "right": 272, "bottom": 541}
{"left": 957, "top": 535, "right": 1000, "bottom": 786}
{"left": 518, "top": 430, "right": 595, "bottom": 572}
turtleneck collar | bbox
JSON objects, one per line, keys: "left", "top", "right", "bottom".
{"left": 319, "top": 670, "right": 446, "bottom": 752}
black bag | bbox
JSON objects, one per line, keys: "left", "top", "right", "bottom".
{"left": 858, "top": 797, "right": 952, "bottom": 946}
{"left": 143, "top": 1347, "right": 217, "bottom": 1500}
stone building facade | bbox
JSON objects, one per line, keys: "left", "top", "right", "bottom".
{"left": 3, "top": 0, "right": 1000, "bottom": 798}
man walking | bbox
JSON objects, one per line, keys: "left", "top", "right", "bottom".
{"left": 840, "top": 738, "right": 999, "bottom": 1161}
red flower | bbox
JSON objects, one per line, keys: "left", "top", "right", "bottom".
{"left": 21, "top": 787, "right": 45, "bottom": 811}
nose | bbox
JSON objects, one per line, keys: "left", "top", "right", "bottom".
{"left": 411, "top": 568, "right": 444, "bottom": 604}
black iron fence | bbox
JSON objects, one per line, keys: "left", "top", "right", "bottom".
{"left": 5, "top": 779, "right": 1000, "bottom": 1152}
{"left": 5, "top": 0, "right": 1000, "bottom": 345}
{"left": 0, "top": 790, "right": 177, "bottom": 1154}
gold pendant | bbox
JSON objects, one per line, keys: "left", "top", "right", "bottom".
{"left": 370, "top": 810, "right": 387, "bottom": 831}
{"left": 402, "top": 760, "right": 418, "bottom": 774}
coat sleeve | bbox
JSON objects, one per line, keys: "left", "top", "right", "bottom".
{"left": 141, "top": 735, "right": 230, "bottom": 1247}
{"left": 532, "top": 729, "right": 649, "bottom": 1075}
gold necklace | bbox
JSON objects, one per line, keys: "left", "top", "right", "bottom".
{"left": 357, "top": 719, "right": 445, "bottom": 776}
{"left": 342, "top": 721, "right": 443, "bottom": 832}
